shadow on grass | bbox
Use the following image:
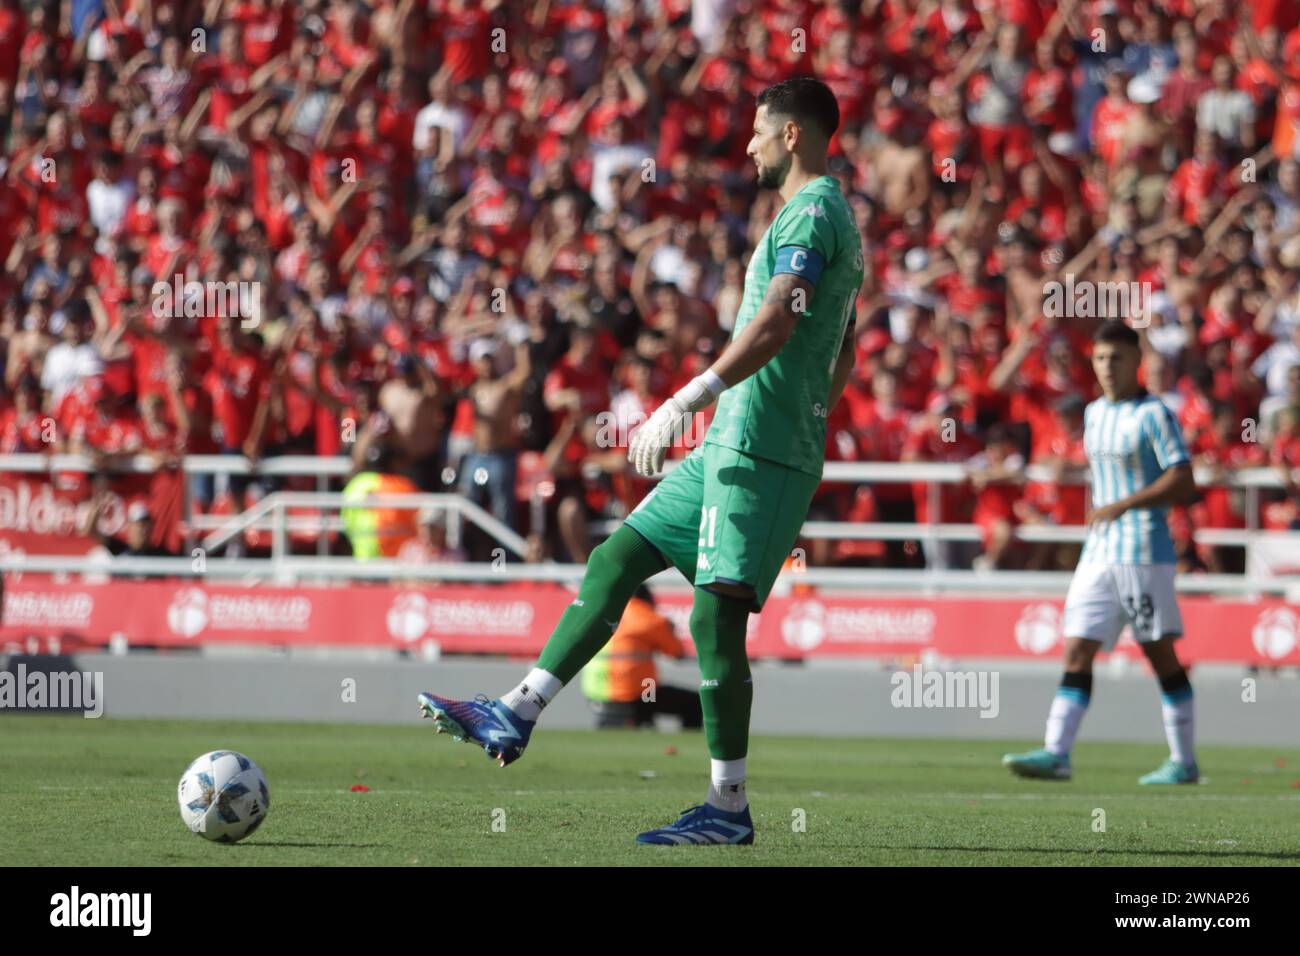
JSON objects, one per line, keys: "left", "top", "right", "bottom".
{"left": 868, "top": 845, "right": 1300, "bottom": 862}
{"left": 242, "top": 841, "right": 387, "bottom": 849}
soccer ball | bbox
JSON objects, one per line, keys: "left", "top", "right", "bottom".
{"left": 177, "top": 750, "right": 271, "bottom": 843}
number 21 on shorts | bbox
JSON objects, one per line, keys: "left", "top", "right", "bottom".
{"left": 699, "top": 505, "right": 717, "bottom": 548}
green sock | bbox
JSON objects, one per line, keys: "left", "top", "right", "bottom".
{"left": 535, "top": 525, "right": 666, "bottom": 684}
{"left": 691, "top": 588, "right": 753, "bottom": 761}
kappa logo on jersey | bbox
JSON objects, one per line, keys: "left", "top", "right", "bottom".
{"left": 799, "top": 201, "right": 826, "bottom": 218}
{"left": 696, "top": 553, "right": 712, "bottom": 570}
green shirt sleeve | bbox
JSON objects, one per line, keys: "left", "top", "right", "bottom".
{"left": 772, "top": 196, "right": 840, "bottom": 267}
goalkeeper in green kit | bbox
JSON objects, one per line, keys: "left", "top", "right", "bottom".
{"left": 417, "top": 77, "right": 864, "bottom": 846}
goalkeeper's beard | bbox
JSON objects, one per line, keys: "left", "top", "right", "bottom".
{"left": 755, "top": 155, "right": 791, "bottom": 190}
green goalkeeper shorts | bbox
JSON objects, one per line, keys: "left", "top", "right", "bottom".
{"left": 623, "top": 441, "right": 822, "bottom": 611}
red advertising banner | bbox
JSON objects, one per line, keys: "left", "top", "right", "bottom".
{"left": 2, "top": 579, "right": 1297, "bottom": 666}
{"left": 0, "top": 469, "right": 184, "bottom": 558}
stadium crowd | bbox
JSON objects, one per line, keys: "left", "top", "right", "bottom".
{"left": 4, "top": 0, "right": 1300, "bottom": 573}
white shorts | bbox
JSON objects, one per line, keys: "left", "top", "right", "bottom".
{"left": 1062, "top": 563, "right": 1183, "bottom": 648}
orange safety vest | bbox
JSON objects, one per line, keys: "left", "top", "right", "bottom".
{"left": 580, "top": 597, "right": 684, "bottom": 702}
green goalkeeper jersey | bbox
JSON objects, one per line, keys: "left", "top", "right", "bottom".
{"left": 705, "top": 174, "right": 864, "bottom": 478}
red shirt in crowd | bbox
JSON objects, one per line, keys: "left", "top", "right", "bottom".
{"left": 1091, "top": 97, "right": 1134, "bottom": 167}
{"left": 1166, "top": 155, "right": 1230, "bottom": 224}
{"left": 903, "top": 419, "right": 982, "bottom": 522}
{"left": 431, "top": 0, "right": 491, "bottom": 84}
{"left": 1026, "top": 421, "right": 1088, "bottom": 525}
{"left": 231, "top": 2, "right": 290, "bottom": 66}
{"left": 543, "top": 353, "right": 611, "bottom": 465}
{"left": 1195, "top": 431, "right": 1267, "bottom": 527}
{"left": 0, "top": 407, "right": 48, "bottom": 452}
{"left": 203, "top": 349, "right": 270, "bottom": 449}
{"left": 845, "top": 390, "right": 914, "bottom": 503}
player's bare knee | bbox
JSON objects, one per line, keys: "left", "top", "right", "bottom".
{"left": 1062, "top": 637, "right": 1100, "bottom": 672}
{"left": 1139, "top": 636, "right": 1183, "bottom": 676}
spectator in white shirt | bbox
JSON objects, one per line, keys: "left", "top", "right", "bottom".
{"left": 41, "top": 306, "right": 104, "bottom": 406}
{"left": 86, "top": 152, "right": 133, "bottom": 253}
{"left": 1196, "top": 56, "right": 1255, "bottom": 150}
{"left": 1250, "top": 320, "right": 1300, "bottom": 399}
{"left": 414, "top": 71, "right": 469, "bottom": 179}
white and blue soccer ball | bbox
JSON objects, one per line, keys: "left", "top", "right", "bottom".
{"left": 177, "top": 750, "right": 271, "bottom": 843}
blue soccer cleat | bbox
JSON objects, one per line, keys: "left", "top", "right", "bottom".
{"left": 1139, "top": 758, "right": 1200, "bottom": 785}
{"left": 635, "top": 803, "right": 755, "bottom": 846}
{"left": 417, "top": 692, "right": 534, "bottom": 767}
{"left": 1002, "top": 747, "right": 1072, "bottom": 780}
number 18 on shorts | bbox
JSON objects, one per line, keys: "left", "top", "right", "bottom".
{"left": 1062, "top": 563, "right": 1183, "bottom": 648}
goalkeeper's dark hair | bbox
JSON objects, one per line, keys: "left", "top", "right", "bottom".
{"left": 756, "top": 77, "right": 840, "bottom": 141}
{"left": 1093, "top": 319, "right": 1140, "bottom": 349}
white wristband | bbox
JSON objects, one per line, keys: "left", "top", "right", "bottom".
{"left": 675, "top": 369, "right": 727, "bottom": 413}
{"left": 698, "top": 368, "right": 726, "bottom": 398}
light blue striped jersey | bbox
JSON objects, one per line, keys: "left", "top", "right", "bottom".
{"left": 1079, "top": 389, "right": 1191, "bottom": 565}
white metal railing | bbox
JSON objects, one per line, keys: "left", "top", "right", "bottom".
{"left": 196, "top": 491, "right": 530, "bottom": 559}
{"left": 0, "top": 554, "right": 1293, "bottom": 598}
{"left": 0, "top": 453, "right": 353, "bottom": 476}
{"left": 2, "top": 453, "right": 1297, "bottom": 592}
{"left": 6, "top": 452, "right": 1288, "bottom": 486}
{"left": 1, "top": 453, "right": 1290, "bottom": 487}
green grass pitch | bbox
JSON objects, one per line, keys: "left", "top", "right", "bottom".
{"left": 2, "top": 716, "right": 1298, "bottom": 866}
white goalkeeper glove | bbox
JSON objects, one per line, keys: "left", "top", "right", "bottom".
{"left": 628, "top": 369, "right": 726, "bottom": 477}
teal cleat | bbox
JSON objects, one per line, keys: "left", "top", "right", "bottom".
{"left": 1139, "top": 758, "right": 1199, "bottom": 785}
{"left": 1002, "top": 747, "right": 1072, "bottom": 780}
